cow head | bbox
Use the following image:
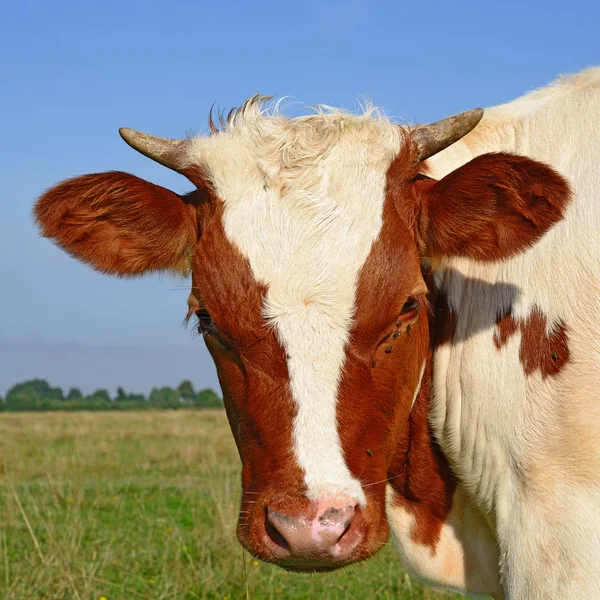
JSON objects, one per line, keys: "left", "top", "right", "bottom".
{"left": 34, "top": 98, "right": 569, "bottom": 571}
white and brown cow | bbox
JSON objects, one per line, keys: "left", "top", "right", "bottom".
{"left": 35, "top": 68, "right": 600, "bottom": 599}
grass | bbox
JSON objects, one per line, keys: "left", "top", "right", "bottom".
{"left": 0, "top": 410, "right": 462, "bottom": 599}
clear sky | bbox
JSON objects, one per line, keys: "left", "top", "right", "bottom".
{"left": 1, "top": 0, "right": 597, "bottom": 395}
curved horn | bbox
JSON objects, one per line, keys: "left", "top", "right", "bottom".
{"left": 411, "top": 108, "right": 484, "bottom": 162}
{"left": 119, "top": 128, "right": 189, "bottom": 172}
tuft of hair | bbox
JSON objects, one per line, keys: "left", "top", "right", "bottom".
{"left": 206, "top": 94, "right": 391, "bottom": 136}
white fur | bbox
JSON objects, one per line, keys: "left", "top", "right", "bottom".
{"left": 424, "top": 68, "right": 600, "bottom": 598}
{"left": 187, "top": 101, "right": 402, "bottom": 503}
{"left": 386, "top": 485, "right": 504, "bottom": 599}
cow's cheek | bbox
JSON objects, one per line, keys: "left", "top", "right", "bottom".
{"left": 203, "top": 337, "right": 247, "bottom": 456}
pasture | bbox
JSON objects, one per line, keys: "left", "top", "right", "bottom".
{"left": 0, "top": 410, "right": 461, "bottom": 599}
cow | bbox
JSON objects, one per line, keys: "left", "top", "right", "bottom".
{"left": 34, "top": 68, "right": 599, "bottom": 599}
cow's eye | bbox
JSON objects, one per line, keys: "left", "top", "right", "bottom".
{"left": 197, "top": 309, "right": 216, "bottom": 334}
{"left": 400, "top": 298, "right": 419, "bottom": 315}
{"left": 197, "top": 309, "right": 232, "bottom": 350}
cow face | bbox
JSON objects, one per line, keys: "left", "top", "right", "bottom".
{"left": 35, "top": 99, "right": 569, "bottom": 572}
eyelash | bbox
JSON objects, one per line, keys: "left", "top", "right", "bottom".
{"left": 196, "top": 309, "right": 231, "bottom": 350}
{"left": 197, "top": 309, "right": 216, "bottom": 334}
{"left": 400, "top": 297, "right": 419, "bottom": 315}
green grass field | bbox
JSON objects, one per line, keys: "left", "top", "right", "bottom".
{"left": 0, "top": 410, "right": 462, "bottom": 599}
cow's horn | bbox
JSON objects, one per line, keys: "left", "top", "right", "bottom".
{"left": 119, "top": 128, "right": 189, "bottom": 172}
{"left": 411, "top": 108, "right": 484, "bottom": 162}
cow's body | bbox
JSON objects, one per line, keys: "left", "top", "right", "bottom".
{"left": 34, "top": 69, "right": 598, "bottom": 599}
{"left": 387, "top": 68, "right": 600, "bottom": 599}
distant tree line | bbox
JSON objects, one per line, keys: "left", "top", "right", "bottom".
{"left": 0, "top": 379, "right": 222, "bottom": 412}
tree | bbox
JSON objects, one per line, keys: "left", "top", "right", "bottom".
{"left": 66, "top": 387, "right": 83, "bottom": 401}
{"left": 6, "top": 389, "right": 40, "bottom": 411}
{"left": 113, "top": 389, "right": 147, "bottom": 410}
{"left": 1, "top": 379, "right": 219, "bottom": 411}
{"left": 88, "top": 389, "right": 110, "bottom": 402}
{"left": 178, "top": 380, "right": 195, "bottom": 405}
{"left": 149, "top": 387, "right": 180, "bottom": 409}
{"left": 194, "top": 389, "right": 222, "bottom": 408}
{"left": 85, "top": 389, "right": 111, "bottom": 410}
{"left": 6, "top": 379, "right": 64, "bottom": 405}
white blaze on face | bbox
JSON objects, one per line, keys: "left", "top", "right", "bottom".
{"left": 188, "top": 102, "right": 403, "bottom": 505}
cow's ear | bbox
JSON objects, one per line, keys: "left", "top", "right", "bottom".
{"left": 34, "top": 171, "right": 198, "bottom": 276}
{"left": 416, "top": 153, "right": 571, "bottom": 261}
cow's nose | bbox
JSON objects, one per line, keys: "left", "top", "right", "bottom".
{"left": 265, "top": 499, "right": 363, "bottom": 566}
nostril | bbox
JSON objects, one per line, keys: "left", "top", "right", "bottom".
{"left": 337, "top": 515, "right": 354, "bottom": 544}
{"left": 265, "top": 509, "right": 290, "bottom": 553}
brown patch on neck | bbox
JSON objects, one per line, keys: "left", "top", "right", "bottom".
{"left": 387, "top": 293, "right": 457, "bottom": 551}
{"left": 494, "top": 307, "right": 569, "bottom": 378}
{"left": 404, "top": 363, "right": 456, "bottom": 550}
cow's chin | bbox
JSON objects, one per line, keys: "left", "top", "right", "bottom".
{"left": 236, "top": 490, "right": 389, "bottom": 572}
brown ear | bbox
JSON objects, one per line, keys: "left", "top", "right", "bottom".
{"left": 416, "top": 153, "right": 571, "bottom": 261}
{"left": 34, "top": 171, "right": 198, "bottom": 276}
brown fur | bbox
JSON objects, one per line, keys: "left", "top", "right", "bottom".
{"left": 494, "top": 307, "right": 569, "bottom": 378}
{"left": 388, "top": 358, "right": 457, "bottom": 548}
{"left": 416, "top": 153, "right": 571, "bottom": 261}
{"left": 387, "top": 290, "right": 458, "bottom": 550}
{"left": 34, "top": 172, "right": 198, "bottom": 276}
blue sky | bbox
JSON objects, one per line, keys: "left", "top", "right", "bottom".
{"left": 1, "top": 0, "right": 597, "bottom": 395}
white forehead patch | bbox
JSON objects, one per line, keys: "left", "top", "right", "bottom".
{"left": 188, "top": 100, "right": 402, "bottom": 503}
